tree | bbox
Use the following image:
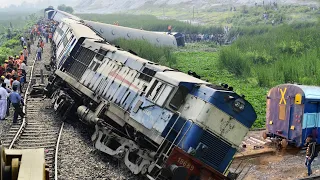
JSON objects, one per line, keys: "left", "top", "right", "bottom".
{"left": 57, "top": 4, "right": 74, "bottom": 14}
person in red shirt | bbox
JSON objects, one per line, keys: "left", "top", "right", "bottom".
{"left": 19, "top": 52, "right": 24, "bottom": 62}
{"left": 39, "top": 40, "right": 44, "bottom": 52}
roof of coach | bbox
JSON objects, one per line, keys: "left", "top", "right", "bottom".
{"left": 55, "top": 9, "right": 81, "bottom": 21}
{"left": 61, "top": 18, "right": 103, "bottom": 40}
{"left": 45, "top": 10, "right": 54, "bottom": 14}
{"left": 155, "top": 71, "right": 209, "bottom": 86}
{"left": 293, "top": 84, "right": 320, "bottom": 100}
{"left": 84, "top": 20, "right": 177, "bottom": 42}
{"left": 270, "top": 84, "right": 320, "bottom": 100}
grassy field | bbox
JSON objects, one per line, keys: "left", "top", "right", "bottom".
{"left": 218, "top": 22, "right": 320, "bottom": 87}
{"left": 126, "top": 3, "right": 319, "bottom": 27}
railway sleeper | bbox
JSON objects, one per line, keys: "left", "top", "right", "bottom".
{"left": 14, "top": 145, "right": 55, "bottom": 149}
{"left": 17, "top": 139, "right": 57, "bottom": 143}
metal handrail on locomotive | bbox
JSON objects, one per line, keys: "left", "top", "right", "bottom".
{"left": 44, "top": 14, "right": 257, "bottom": 180}
{"left": 263, "top": 84, "right": 320, "bottom": 148}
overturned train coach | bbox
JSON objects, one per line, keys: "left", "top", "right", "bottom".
{"left": 45, "top": 18, "right": 257, "bottom": 180}
{"left": 44, "top": 8, "right": 184, "bottom": 47}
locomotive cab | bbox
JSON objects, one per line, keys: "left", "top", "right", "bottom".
{"left": 265, "top": 84, "right": 320, "bottom": 147}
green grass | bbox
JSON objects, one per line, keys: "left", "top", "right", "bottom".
{"left": 173, "top": 51, "right": 267, "bottom": 128}
{"left": 218, "top": 23, "right": 320, "bottom": 88}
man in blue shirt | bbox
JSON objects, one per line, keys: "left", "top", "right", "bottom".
{"left": 8, "top": 86, "right": 25, "bottom": 123}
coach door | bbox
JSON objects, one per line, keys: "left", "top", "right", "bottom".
{"left": 303, "top": 102, "right": 319, "bottom": 140}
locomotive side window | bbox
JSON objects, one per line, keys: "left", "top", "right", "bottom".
{"left": 169, "top": 86, "right": 189, "bottom": 110}
{"left": 146, "top": 80, "right": 159, "bottom": 98}
{"left": 96, "top": 48, "right": 108, "bottom": 61}
{"left": 146, "top": 79, "right": 173, "bottom": 106}
{"left": 93, "top": 63, "right": 100, "bottom": 71}
{"left": 90, "top": 61, "right": 96, "bottom": 70}
{"left": 151, "top": 82, "right": 164, "bottom": 101}
{"left": 138, "top": 68, "right": 156, "bottom": 82}
{"left": 156, "top": 85, "right": 173, "bottom": 106}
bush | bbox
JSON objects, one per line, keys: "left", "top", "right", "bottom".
{"left": 218, "top": 22, "right": 320, "bottom": 87}
{"left": 113, "top": 38, "right": 177, "bottom": 67}
{"left": 218, "top": 47, "right": 250, "bottom": 76}
{"left": 2, "top": 39, "right": 19, "bottom": 49}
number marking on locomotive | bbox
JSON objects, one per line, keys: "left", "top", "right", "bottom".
{"left": 177, "top": 157, "right": 195, "bottom": 171}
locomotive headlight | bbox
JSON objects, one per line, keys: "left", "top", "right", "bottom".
{"left": 233, "top": 98, "right": 245, "bottom": 112}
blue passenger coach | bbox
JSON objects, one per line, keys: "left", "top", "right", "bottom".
{"left": 265, "top": 84, "right": 320, "bottom": 147}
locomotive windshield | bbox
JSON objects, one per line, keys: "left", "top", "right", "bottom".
{"left": 169, "top": 86, "right": 189, "bottom": 110}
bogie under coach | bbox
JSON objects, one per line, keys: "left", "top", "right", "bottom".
{"left": 45, "top": 18, "right": 257, "bottom": 180}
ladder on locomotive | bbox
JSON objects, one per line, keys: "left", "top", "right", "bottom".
{"left": 149, "top": 112, "right": 195, "bottom": 179}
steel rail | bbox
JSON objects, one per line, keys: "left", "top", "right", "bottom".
{"left": 55, "top": 122, "right": 64, "bottom": 180}
{"left": 8, "top": 55, "right": 37, "bottom": 149}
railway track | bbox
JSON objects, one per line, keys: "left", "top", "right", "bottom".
{"left": 2, "top": 42, "right": 63, "bottom": 180}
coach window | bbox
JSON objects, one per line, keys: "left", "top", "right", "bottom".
{"left": 169, "top": 86, "right": 189, "bottom": 110}
{"left": 96, "top": 48, "right": 108, "bottom": 61}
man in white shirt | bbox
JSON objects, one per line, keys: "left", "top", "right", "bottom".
{"left": 20, "top": 36, "right": 25, "bottom": 47}
{"left": 0, "top": 83, "right": 8, "bottom": 120}
{"left": 4, "top": 75, "right": 11, "bottom": 89}
{"left": 20, "top": 61, "right": 27, "bottom": 83}
{"left": 20, "top": 61, "right": 27, "bottom": 71}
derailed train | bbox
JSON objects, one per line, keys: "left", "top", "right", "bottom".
{"left": 44, "top": 7, "right": 184, "bottom": 47}
{"left": 44, "top": 12, "right": 257, "bottom": 180}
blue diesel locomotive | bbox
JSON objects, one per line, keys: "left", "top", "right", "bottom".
{"left": 44, "top": 13, "right": 257, "bottom": 180}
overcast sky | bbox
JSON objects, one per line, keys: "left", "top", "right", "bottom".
{"left": 0, "top": 0, "right": 78, "bottom": 8}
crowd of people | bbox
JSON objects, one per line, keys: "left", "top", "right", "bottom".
{"left": 0, "top": 18, "right": 57, "bottom": 123}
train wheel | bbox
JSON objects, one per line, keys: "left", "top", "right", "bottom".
{"left": 50, "top": 89, "right": 59, "bottom": 105}
{"left": 281, "top": 139, "right": 288, "bottom": 149}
